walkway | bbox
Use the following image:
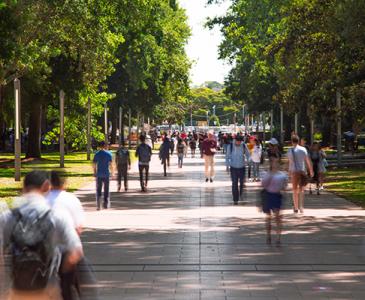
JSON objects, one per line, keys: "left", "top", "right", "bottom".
{"left": 76, "top": 152, "right": 365, "bottom": 300}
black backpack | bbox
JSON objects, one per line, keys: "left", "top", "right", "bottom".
{"left": 116, "top": 149, "right": 129, "bottom": 165}
{"left": 137, "top": 144, "right": 152, "bottom": 163}
{"left": 10, "top": 207, "right": 55, "bottom": 291}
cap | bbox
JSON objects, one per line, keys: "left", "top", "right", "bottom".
{"left": 269, "top": 138, "right": 278, "bottom": 145}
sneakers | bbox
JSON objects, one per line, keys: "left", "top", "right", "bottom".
{"left": 210, "top": 178, "right": 213, "bottom": 183}
{"left": 233, "top": 201, "right": 238, "bottom": 205}
{"left": 205, "top": 178, "right": 209, "bottom": 182}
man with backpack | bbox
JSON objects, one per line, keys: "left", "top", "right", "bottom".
{"left": 115, "top": 143, "right": 131, "bottom": 192}
{"left": 1, "top": 170, "right": 83, "bottom": 299}
{"left": 135, "top": 134, "right": 152, "bottom": 192}
{"left": 226, "top": 135, "right": 251, "bottom": 204}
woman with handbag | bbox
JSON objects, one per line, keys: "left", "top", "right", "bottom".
{"left": 287, "top": 135, "right": 314, "bottom": 213}
{"left": 261, "top": 157, "right": 288, "bottom": 245}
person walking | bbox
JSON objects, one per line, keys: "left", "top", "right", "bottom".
{"left": 189, "top": 138, "right": 197, "bottom": 158}
{"left": 261, "top": 157, "right": 288, "bottom": 245}
{"left": 115, "top": 143, "right": 131, "bottom": 192}
{"left": 93, "top": 141, "right": 113, "bottom": 210}
{"left": 135, "top": 135, "right": 152, "bottom": 192}
{"left": 202, "top": 131, "right": 218, "bottom": 182}
{"left": 309, "top": 142, "right": 327, "bottom": 195}
{"left": 287, "top": 135, "right": 314, "bottom": 213}
{"left": 226, "top": 135, "right": 251, "bottom": 204}
{"left": 177, "top": 139, "right": 185, "bottom": 168}
{"left": 46, "top": 171, "right": 99, "bottom": 300}
{"left": 1, "top": 171, "right": 83, "bottom": 300}
{"left": 169, "top": 136, "right": 175, "bottom": 156}
{"left": 251, "top": 138, "right": 262, "bottom": 182}
{"left": 159, "top": 135, "right": 171, "bottom": 176}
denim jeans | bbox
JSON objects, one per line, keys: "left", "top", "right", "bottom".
{"left": 178, "top": 153, "right": 184, "bottom": 168}
{"left": 252, "top": 162, "right": 260, "bottom": 179}
{"left": 96, "top": 177, "right": 109, "bottom": 208}
{"left": 117, "top": 164, "right": 128, "bottom": 190}
{"left": 230, "top": 167, "right": 245, "bottom": 202}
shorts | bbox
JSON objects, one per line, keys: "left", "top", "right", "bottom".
{"left": 263, "top": 192, "right": 282, "bottom": 214}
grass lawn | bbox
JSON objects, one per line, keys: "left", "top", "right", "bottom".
{"left": 0, "top": 150, "right": 136, "bottom": 206}
{"left": 326, "top": 167, "right": 365, "bottom": 206}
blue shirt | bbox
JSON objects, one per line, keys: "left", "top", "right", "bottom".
{"left": 226, "top": 142, "right": 251, "bottom": 168}
{"left": 93, "top": 150, "right": 112, "bottom": 178}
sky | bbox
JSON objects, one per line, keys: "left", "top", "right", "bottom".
{"left": 179, "top": 0, "right": 231, "bottom": 86}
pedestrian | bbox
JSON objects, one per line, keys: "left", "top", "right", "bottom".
{"left": 93, "top": 141, "right": 113, "bottom": 210}
{"left": 309, "top": 142, "right": 327, "bottom": 195}
{"left": 226, "top": 135, "right": 251, "bottom": 204}
{"left": 251, "top": 138, "right": 262, "bottom": 182}
{"left": 177, "top": 139, "right": 185, "bottom": 168}
{"left": 287, "top": 135, "right": 314, "bottom": 213}
{"left": 169, "top": 136, "right": 175, "bottom": 156}
{"left": 267, "top": 138, "right": 281, "bottom": 163}
{"left": 247, "top": 136, "right": 255, "bottom": 182}
{"left": 183, "top": 139, "right": 188, "bottom": 158}
{"left": 159, "top": 135, "right": 171, "bottom": 176}
{"left": 261, "top": 157, "right": 288, "bottom": 245}
{"left": 1, "top": 171, "right": 83, "bottom": 300}
{"left": 46, "top": 171, "right": 99, "bottom": 300}
{"left": 224, "top": 134, "right": 233, "bottom": 172}
{"left": 115, "top": 142, "right": 131, "bottom": 192}
{"left": 202, "top": 131, "right": 218, "bottom": 183}
{"left": 189, "top": 138, "right": 197, "bottom": 158}
{"left": 135, "top": 134, "right": 152, "bottom": 192}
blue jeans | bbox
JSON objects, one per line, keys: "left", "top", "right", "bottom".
{"left": 230, "top": 167, "right": 245, "bottom": 202}
{"left": 96, "top": 177, "right": 110, "bottom": 208}
{"left": 252, "top": 162, "right": 260, "bottom": 179}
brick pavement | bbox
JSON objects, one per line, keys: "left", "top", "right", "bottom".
{"left": 75, "top": 152, "right": 365, "bottom": 300}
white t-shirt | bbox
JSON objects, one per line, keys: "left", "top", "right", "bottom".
{"left": 262, "top": 171, "right": 288, "bottom": 193}
{"left": 46, "top": 190, "right": 85, "bottom": 229}
{"left": 287, "top": 145, "right": 308, "bottom": 172}
{"left": 251, "top": 145, "right": 262, "bottom": 163}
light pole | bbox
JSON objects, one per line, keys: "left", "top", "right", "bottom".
{"left": 336, "top": 90, "right": 342, "bottom": 166}
{"left": 128, "top": 108, "right": 132, "bottom": 148}
{"left": 280, "top": 105, "right": 284, "bottom": 145}
{"left": 60, "top": 90, "right": 65, "bottom": 168}
{"left": 87, "top": 97, "right": 91, "bottom": 160}
{"left": 119, "top": 106, "right": 123, "bottom": 146}
{"left": 104, "top": 103, "right": 108, "bottom": 145}
{"left": 206, "top": 111, "right": 209, "bottom": 127}
{"left": 14, "top": 79, "right": 21, "bottom": 181}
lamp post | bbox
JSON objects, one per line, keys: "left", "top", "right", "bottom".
{"left": 336, "top": 90, "right": 342, "bottom": 166}
{"left": 128, "top": 108, "right": 132, "bottom": 148}
{"left": 206, "top": 111, "right": 209, "bottom": 127}
{"left": 280, "top": 105, "right": 284, "bottom": 145}
{"left": 14, "top": 79, "right": 21, "bottom": 181}
{"left": 60, "top": 90, "right": 65, "bottom": 168}
{"left": 87, "top": 97, "right": 91, "bottom": 160}
{"left": 104, "top": 103, "right": 108, "bottom": 145}
{"left": 119, "top": 106, "right": 123, "bottom": 146}
{"left": 294, "top": 113, "right": 298, "bottom": 135}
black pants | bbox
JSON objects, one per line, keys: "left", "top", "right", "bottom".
{"left": 96, "top": 177, "right": 109, "bottom": 208}
{"left": 139, "top": 164, "right": 149, "bottom": 190}
{"left": 162, "top": 158, "right": 169, "bottom": 176}
{"left": 230, "top": 167, "right": 245, "bottom": 202}
{"left": 117, "top": 164, "right": 128, "bottom": 190}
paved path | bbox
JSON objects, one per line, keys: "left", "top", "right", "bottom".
{"left": 76, "top": 152, "right": 365, "bottom": 300}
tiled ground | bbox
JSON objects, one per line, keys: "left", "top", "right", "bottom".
{"left": 75, "top": 152, "right": 365, "bottom": 299}
{"left": 2, "top": 151, "right": 365, "bottom": 299}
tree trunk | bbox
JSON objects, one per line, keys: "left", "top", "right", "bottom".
{"left": 26, "top": 102, "right": 42, "bottom": 158}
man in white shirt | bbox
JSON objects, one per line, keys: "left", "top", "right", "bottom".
{"left": 46, "top": 171, "right": 98, "bottom": 300}
{"left": 287, "top": 135, "right": 313, "bottom": 213}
